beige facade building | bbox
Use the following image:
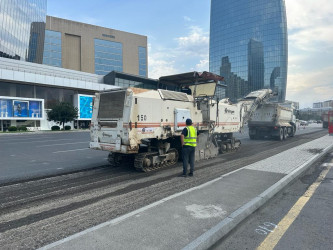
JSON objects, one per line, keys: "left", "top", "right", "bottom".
{"left": 45, "top": 16, "right": 148, "bottom": 77}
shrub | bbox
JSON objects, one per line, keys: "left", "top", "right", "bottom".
{"left": 18, "top": 126, "right": 28, "bottom": 131}
{"left": 51, "top": 125, "right": 61, "bottom": 131}
{"left": 8, "top": 126, "right": 17, "bottom": 131}
{"left": 64, "top": 125, "right": 71, "bottom": 130}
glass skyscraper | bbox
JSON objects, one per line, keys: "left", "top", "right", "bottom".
{"left": 210, "top": 0, "right": 288, "bottom": 102}
{"left": 0, "top": 0, "right": 47, "bottom": 63}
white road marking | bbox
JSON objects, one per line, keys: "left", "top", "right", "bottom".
{"left": 0, "top": 136, "right": 54, "bottom": 142}
{"left": 53, "top": 148, "right": 89, "bottom": 154}
{"left": 255, "top": 222, "right": 278, "bottom": 235}
{"left": 57, "top": 168, "right": 64, "bottom": 170}
{"left": 36, "top": 142, "right": 87, "bottom": 147}
{"left": 322, "top": 163, "right": 333, "bottom": 167}
{"left": 4, "top": 139, "right": 73, "bottom": 144}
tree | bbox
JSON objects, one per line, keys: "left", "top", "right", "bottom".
{"left": 47, "top": 102, "right": 78, "bottom": 129}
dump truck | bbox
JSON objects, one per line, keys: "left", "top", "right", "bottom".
{"left": 248, "top": 103, "right": 296, "bottom": 141}
{"left": 90, "top": 71, "right": 272, "bottom": 171}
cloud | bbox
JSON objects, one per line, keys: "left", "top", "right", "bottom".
{"left": 286, "top": 0, "right": 333, "bottom": 30}
{"left": 288, "top": 54, "right": 308, "bottom": 71}
{"left": 289, "top": 26, "right": 333, "bottom": 52}
{"left": 183, "top": 16, "right": 193, "bottom": 22}
{"left": 286, "top": 0, "right": 333, "bottom": 51}
{"left": 175, "top": 26, "right": 209, "bottom": 57}
{"left": 148, "top": 55, "right": 178, "bottom": 79}
{"left": 148, "top": 26, "right": 209, "bottom": 78}
{"left": 286, "top": 67, "right": 333, "bottom": 108}
{"left": 285, "top": 0, "right": 333, "bottom": 107}
{"left": 148, "top": 44, "right": 178, "bottom": 79}
{"left": 194, "top": 59, "right": 209, "bottom": 72}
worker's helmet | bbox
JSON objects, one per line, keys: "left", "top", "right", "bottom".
{"left": 186, "top": 119, "right": 193, "bottom": 125}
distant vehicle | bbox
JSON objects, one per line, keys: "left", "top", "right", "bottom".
{"left": 300, "top": 120, "right": 308, "bottom": 126}
{"left": 317, "top": 120, "right": 322, "bottom": 124}
{"left": 322, "top": 112, "right": 329, "bottom": 128}
{"left": 248, "top": 103, "right": 296, "bottom": 141}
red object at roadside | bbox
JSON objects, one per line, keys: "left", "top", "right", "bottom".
{"left": 328, "top": 111, "right": 333, "bottom": 135}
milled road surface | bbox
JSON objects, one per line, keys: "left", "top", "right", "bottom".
{"left": 0, "top": 129, "right": 327, "bottom": 249}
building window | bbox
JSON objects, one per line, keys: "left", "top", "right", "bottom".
{"left": 94, "top": 39, "right": 123, "bottom": 75}
{"left": 43, "top": 30, "right": 62, "bottom": 67}
{"left": 114, "top": 77, "right": 155, "bottom": 89}
{"left": 138, "top": 46, "right": 147, "bottom": 77}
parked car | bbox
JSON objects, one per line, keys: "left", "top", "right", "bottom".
{"left": 300, "top": 120, "right": 308, "bottom": 126}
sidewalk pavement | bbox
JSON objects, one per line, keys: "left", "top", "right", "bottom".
{"left": 40, "top": 135, "right": 333, "bottom": 250}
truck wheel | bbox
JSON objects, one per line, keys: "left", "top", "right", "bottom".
{"left": 278, "top": 128, "right": 283, "bottom": 141}
{"left": 290, "top": 125, "right": 296, "bottom": 137}
{"left": 283, "top": 127, "right": 287, "bottom": 140}
{"left": 249, "top": 129, "right": 256, "bottom": 140}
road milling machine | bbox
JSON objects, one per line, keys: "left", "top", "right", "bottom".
{"left": 90, "top": 71, "right": 272, "bottom": 171}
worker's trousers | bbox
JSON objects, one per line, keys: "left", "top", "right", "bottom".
{"left": 182, "top": 146, "right": 195, "bottom": 174}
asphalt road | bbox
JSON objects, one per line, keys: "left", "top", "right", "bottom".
{"left": 234, "top": 123, "right": 324, "bottom": 142}
{"left": 0, "top": 128, "right": 328, "bottom": 249}
{"left": 0, "top": 124, "right": 324, "bottom": 185}
{"left": 0, "top": 131, "right": 109, "bottom": 184}
{"left": 212, "top": 151, "right": 333, "bottom": 250}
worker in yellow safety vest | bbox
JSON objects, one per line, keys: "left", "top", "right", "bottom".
{"left": 180, "top": 118, "right": 197, "bottom": 177}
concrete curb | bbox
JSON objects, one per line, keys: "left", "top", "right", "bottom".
{"left": 183, "top": 143, "right": 333, "bottom": 250}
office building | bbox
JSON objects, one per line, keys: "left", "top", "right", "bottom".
{"left": 298, "top": 100, "right": 332, "bottom": 121}
{"left": 0, "top": 57, "right": 157, "bottom": 131}
{"left": 210, "top": 0, "right": 288, "bottom": 102}
{"left": 0, "top": 0, "right": 152, "bottom": 131}
{"left": 313, "top": 100, "right": 333, "bottom": 109}
{"left": 44, "top": 16, "right": 148, "bottom": 77}
{"left": 0, "top": 1, "right": 148, "bottom": 77}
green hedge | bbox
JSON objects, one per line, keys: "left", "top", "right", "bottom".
{"left": 51, "top": 125, "right": 61, "bottom": 131}
{"left": 18, "top": 126, "right": 28, "bottom": 131}
{"left": 64, "top": 125, "right": 71, "bottom": 130}
{"left": 8, "top": 126, "right": 17, "bottom": 131}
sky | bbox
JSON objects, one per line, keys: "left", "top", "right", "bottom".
{"left": 47, "top": 0, "right": 333, "bottom": 108}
